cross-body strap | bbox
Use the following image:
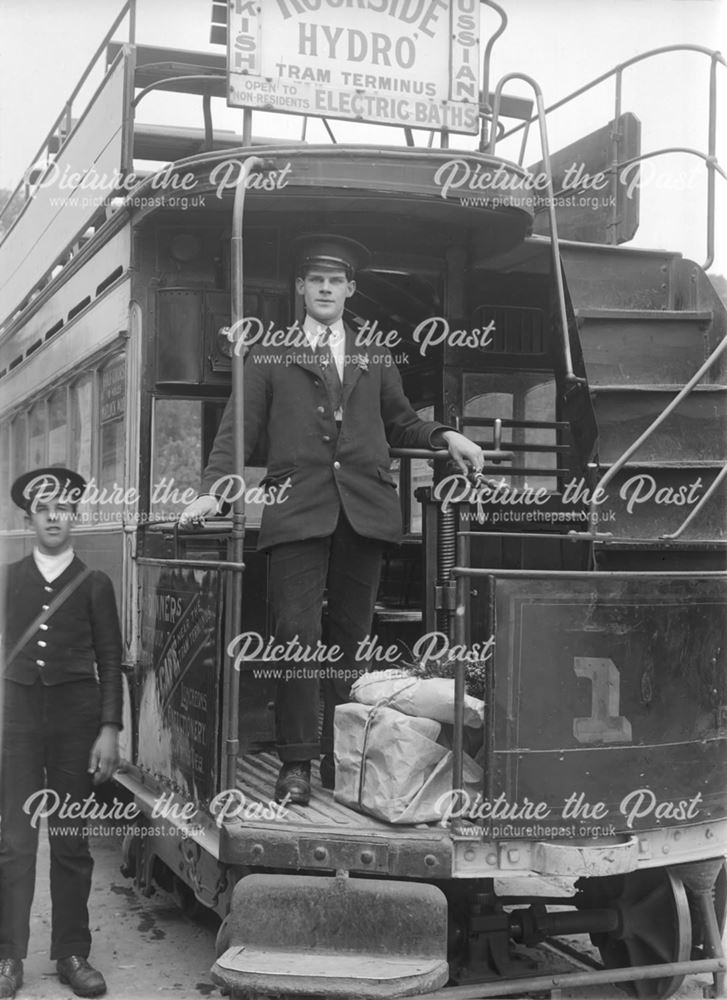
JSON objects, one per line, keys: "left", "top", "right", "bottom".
{"left": 3, "top": 565, "right": 93, "bottom": 668}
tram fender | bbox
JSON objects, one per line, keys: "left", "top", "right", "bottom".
{"left": 211, "top": 872, "right": 449, "bottom": 998}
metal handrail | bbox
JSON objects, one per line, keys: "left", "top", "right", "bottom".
{"left": 661, "top": 461, "right": 727, "bottom": 540}
{"left": 588, "top": 330, "right": 727, "bottom": 531}
{"left": 478, "top": 0, "right": 508, "bottom": 149}
{"left": 488, "top": 74, "right": 584, "bottom": 389}
{"left": 492, "top": 45, "right": 725, "bottom": 270}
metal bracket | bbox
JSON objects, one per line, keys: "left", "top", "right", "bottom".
{"left": 435, "top": 582, "right": 457, "bottom": 611}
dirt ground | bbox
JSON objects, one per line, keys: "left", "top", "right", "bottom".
{"left": 14, "top": 832, "right": 722, "bottom": 1000}
{"left": 19, "top": 833, "right": 218, "bottom": 999}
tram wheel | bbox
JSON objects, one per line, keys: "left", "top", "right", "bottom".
{"left": 689, "top": 858, "right": 727, "bottom": 959}
{"left": 580, "top": 869, "right": 692, "bottom": 999}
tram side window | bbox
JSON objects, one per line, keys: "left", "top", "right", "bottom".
{"left": 48, "top": 390, "right": 68, "bottom": 466}
{"left": 99, "top": 359, "right": 126, "bottom": 517}
{"left": 150, "top": 397, "right": 268, "bottom": 526}
{"left": 151, "top": 399, "right": 202, "bottom": 520}
{"left": 9, "top": 415, "right": 27, "bottom": 529}
{"left": 70, "top": 374, "right": 95, "bottom": 522}
{"left": 29, "top": 402, "right": 46, "bottom": 468}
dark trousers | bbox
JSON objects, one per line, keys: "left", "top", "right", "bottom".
{"left": 269, "top": 510, "right": 383, "bottom": 761}
{"left": 0, "top": 678, "right": 100, "bottom": 961}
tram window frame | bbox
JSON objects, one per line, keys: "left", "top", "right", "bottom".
{"left": 28, "top": 400, "right": 47, "bottom": 468}
{"left": 0, "top": 351, "right": 124, "bottom": 532}
{"left": 70, "top": 372, "right": 95, "bottom": 488}
{"left": 462, "top": 371, "right": 558, "bottom": 491}
{"left": 48, "top": 388, "right": 69, "bottom": 466}
{"left": 149, "top": 395, "right": 269, "bottom": 528}
{"left": 98, "top": 356, "right": 126, "bottom": 517}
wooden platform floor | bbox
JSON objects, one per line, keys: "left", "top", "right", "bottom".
{"left": 235, "top": 750, "right": 442, "bottom": 839}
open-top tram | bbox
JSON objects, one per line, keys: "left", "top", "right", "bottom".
{"left": 1, "top": 2, "right": 726, "bottom": 997}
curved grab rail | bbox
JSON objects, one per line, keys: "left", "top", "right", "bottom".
{"left": 489, "top": 74, "right": 584, "bottom": 389}
{"left": 478, "top": 0, "right": 508, "bottom": 149}
{"left": 498, "top": 45, "right": 725, "bottom": 145}
{"left": 489, "top": 45, "right": 725, "bottom": 270}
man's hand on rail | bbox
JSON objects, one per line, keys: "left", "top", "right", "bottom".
{"left": 178, "top": 494, "right": 220, "bottom": 526}
{"left": 441, "top": 430, "right": 485, "bottom": 475}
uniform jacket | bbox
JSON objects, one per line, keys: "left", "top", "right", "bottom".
{"left": 202, "top": 326, "right": 450, "bottom": 549}
{"left": 2, "top": 554, "right": 123, "bottom": 727}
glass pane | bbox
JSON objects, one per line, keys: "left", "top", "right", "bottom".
{"left": 463, "top": 372, "right": 557, "bottom": 491}
{"left": 151, "top": 398, "right": 202, "bottom": 520}
{"left": 29, "top": 403, "right": 46, "bottom": 467}
{"left": 12, "top": 414, "right": 26, "bottom": 478}
{"left": 99, "top": 359, "right": 126, "bottom": 521}
{"left": 10, "top": 415, "right": 27, "bottom": 530}
{"left": 151, "top": 397, "right": 269, "bottom": 527}
{"left": 48, "top": 390, "right": 68, "bottom": 465}
{"left": 70, "top": 375, "right": 94, "bottom": 523}
{"left": 70, "top": 376, "right": 94, "bottom": 480}
{"left": 410, "top": 405, "right": 434, "bottom": 535}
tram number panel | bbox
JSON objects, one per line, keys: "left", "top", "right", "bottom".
{"left": 490, "top": 575, "right": 727, "bottom": 834}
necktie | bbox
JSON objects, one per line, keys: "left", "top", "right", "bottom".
{"left": 319, "top": 326, "right": 344, "bottom": 414}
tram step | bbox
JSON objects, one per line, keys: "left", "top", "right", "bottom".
{"left": 576, "top": 308, "right": 717, "bottom": 386}
{"left": 592, "top": 384, "right": 727, "bottom": 464}
{"left": 560, "top": 243, "right": 681, "bottom": 310}
{"left": 592, "top": 463, "right": 727, "bottom": 542}
{"left": 211, "top": 874, "right": 449, "bottom": 999}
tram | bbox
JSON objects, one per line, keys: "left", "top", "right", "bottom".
{"left": 0, "top": 2, "right": 725, "bottom": 997}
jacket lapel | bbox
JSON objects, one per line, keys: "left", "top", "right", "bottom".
{"left": 342, "top": 324, "right": 368, "bottom": 406}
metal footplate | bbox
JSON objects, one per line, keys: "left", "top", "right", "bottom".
{"left": 211, "top": 872, "right": 449, "bottom": 999}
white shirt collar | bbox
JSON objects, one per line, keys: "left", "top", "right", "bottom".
{"left": 303, "top": 316, "right": 345, "bottom": 346}
{"left": 33, "top": 546, "right": 75, "bottom": 583}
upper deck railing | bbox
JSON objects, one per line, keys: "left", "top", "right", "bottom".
{"left": 0, "top": 1, "right": 137, "bottom": 249}
{"left": 486, "top": 44, "right": 726, "bottom": 270}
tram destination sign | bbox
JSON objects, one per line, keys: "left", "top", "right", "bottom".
{"left": 226, "top": 0, "right": 480, "bottom": 134}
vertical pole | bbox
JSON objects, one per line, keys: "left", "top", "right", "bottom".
{"left": 222, "top": 155, "right": 263, "bottom": 792}
{"left": 242, "top": 109, "right": 253, "bottom": 147}
{"left": 704, "top": 55, "right": 718, "bottom": 270}
{"left": 452, "top": 534, "right": 469, "bottom": 797}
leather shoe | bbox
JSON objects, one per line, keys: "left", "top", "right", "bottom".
{"left": 56, "top": 956, "right": 106, "bottom": 997}
{"left": 0, "top": 959, "right": 22, "bottom": 999}
{"left": 275, "top": 761, "right": 311, "bottom": 805}
{"left": 319, "top": 753, "right": 335, "bottom": 790}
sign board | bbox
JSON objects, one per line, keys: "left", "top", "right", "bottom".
{"left": 138, "top": 565, "right": 222, "bottom": 804}
{"left": 529, "top": 113, "right": 641, "bottom": 245}
{"left": 227, "top": 0, "right": 481, "bottom": 134}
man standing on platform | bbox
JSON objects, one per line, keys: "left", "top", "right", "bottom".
{"left": 0, "top": 468, "right": 122, "bottom": 999}
{"left": 181, "top": 235, "right": 484, "bottom": 805}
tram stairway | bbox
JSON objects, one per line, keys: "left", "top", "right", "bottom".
{"left": 561, "top": 242, "right": 727, "bottom": 570}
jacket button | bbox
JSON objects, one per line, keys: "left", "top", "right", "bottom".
{"left": 314, "top": 380, "right": 320, "bottom": 387}
{"left": 37, "top": 640, "right": 47, "bottom": 647}
{"left": 316, "top": 405, "right": 325, "bottom": 414}
{"left": 322, "top": 435, "right": 331, "bottom": 443}
{"left": 44, "top": 586, "right": 53, "bottom": 593}
{"left": 42, "top": 604, "right": 50, "bottom": 611}
{"left": 36, "top": 660, "right": 46, "bottom": 667}
{"left": 40, "top": 623, "right": 49, "bottom": 630}
{"left": 333, "top": 461, "right": 341, "bottom": 470}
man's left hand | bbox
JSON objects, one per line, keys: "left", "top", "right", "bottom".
{"left": 442, "top": 430, "right": 485, "bottom": 475}
{"left": 89, "top": 725, "right": 120, "bottom": 785}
